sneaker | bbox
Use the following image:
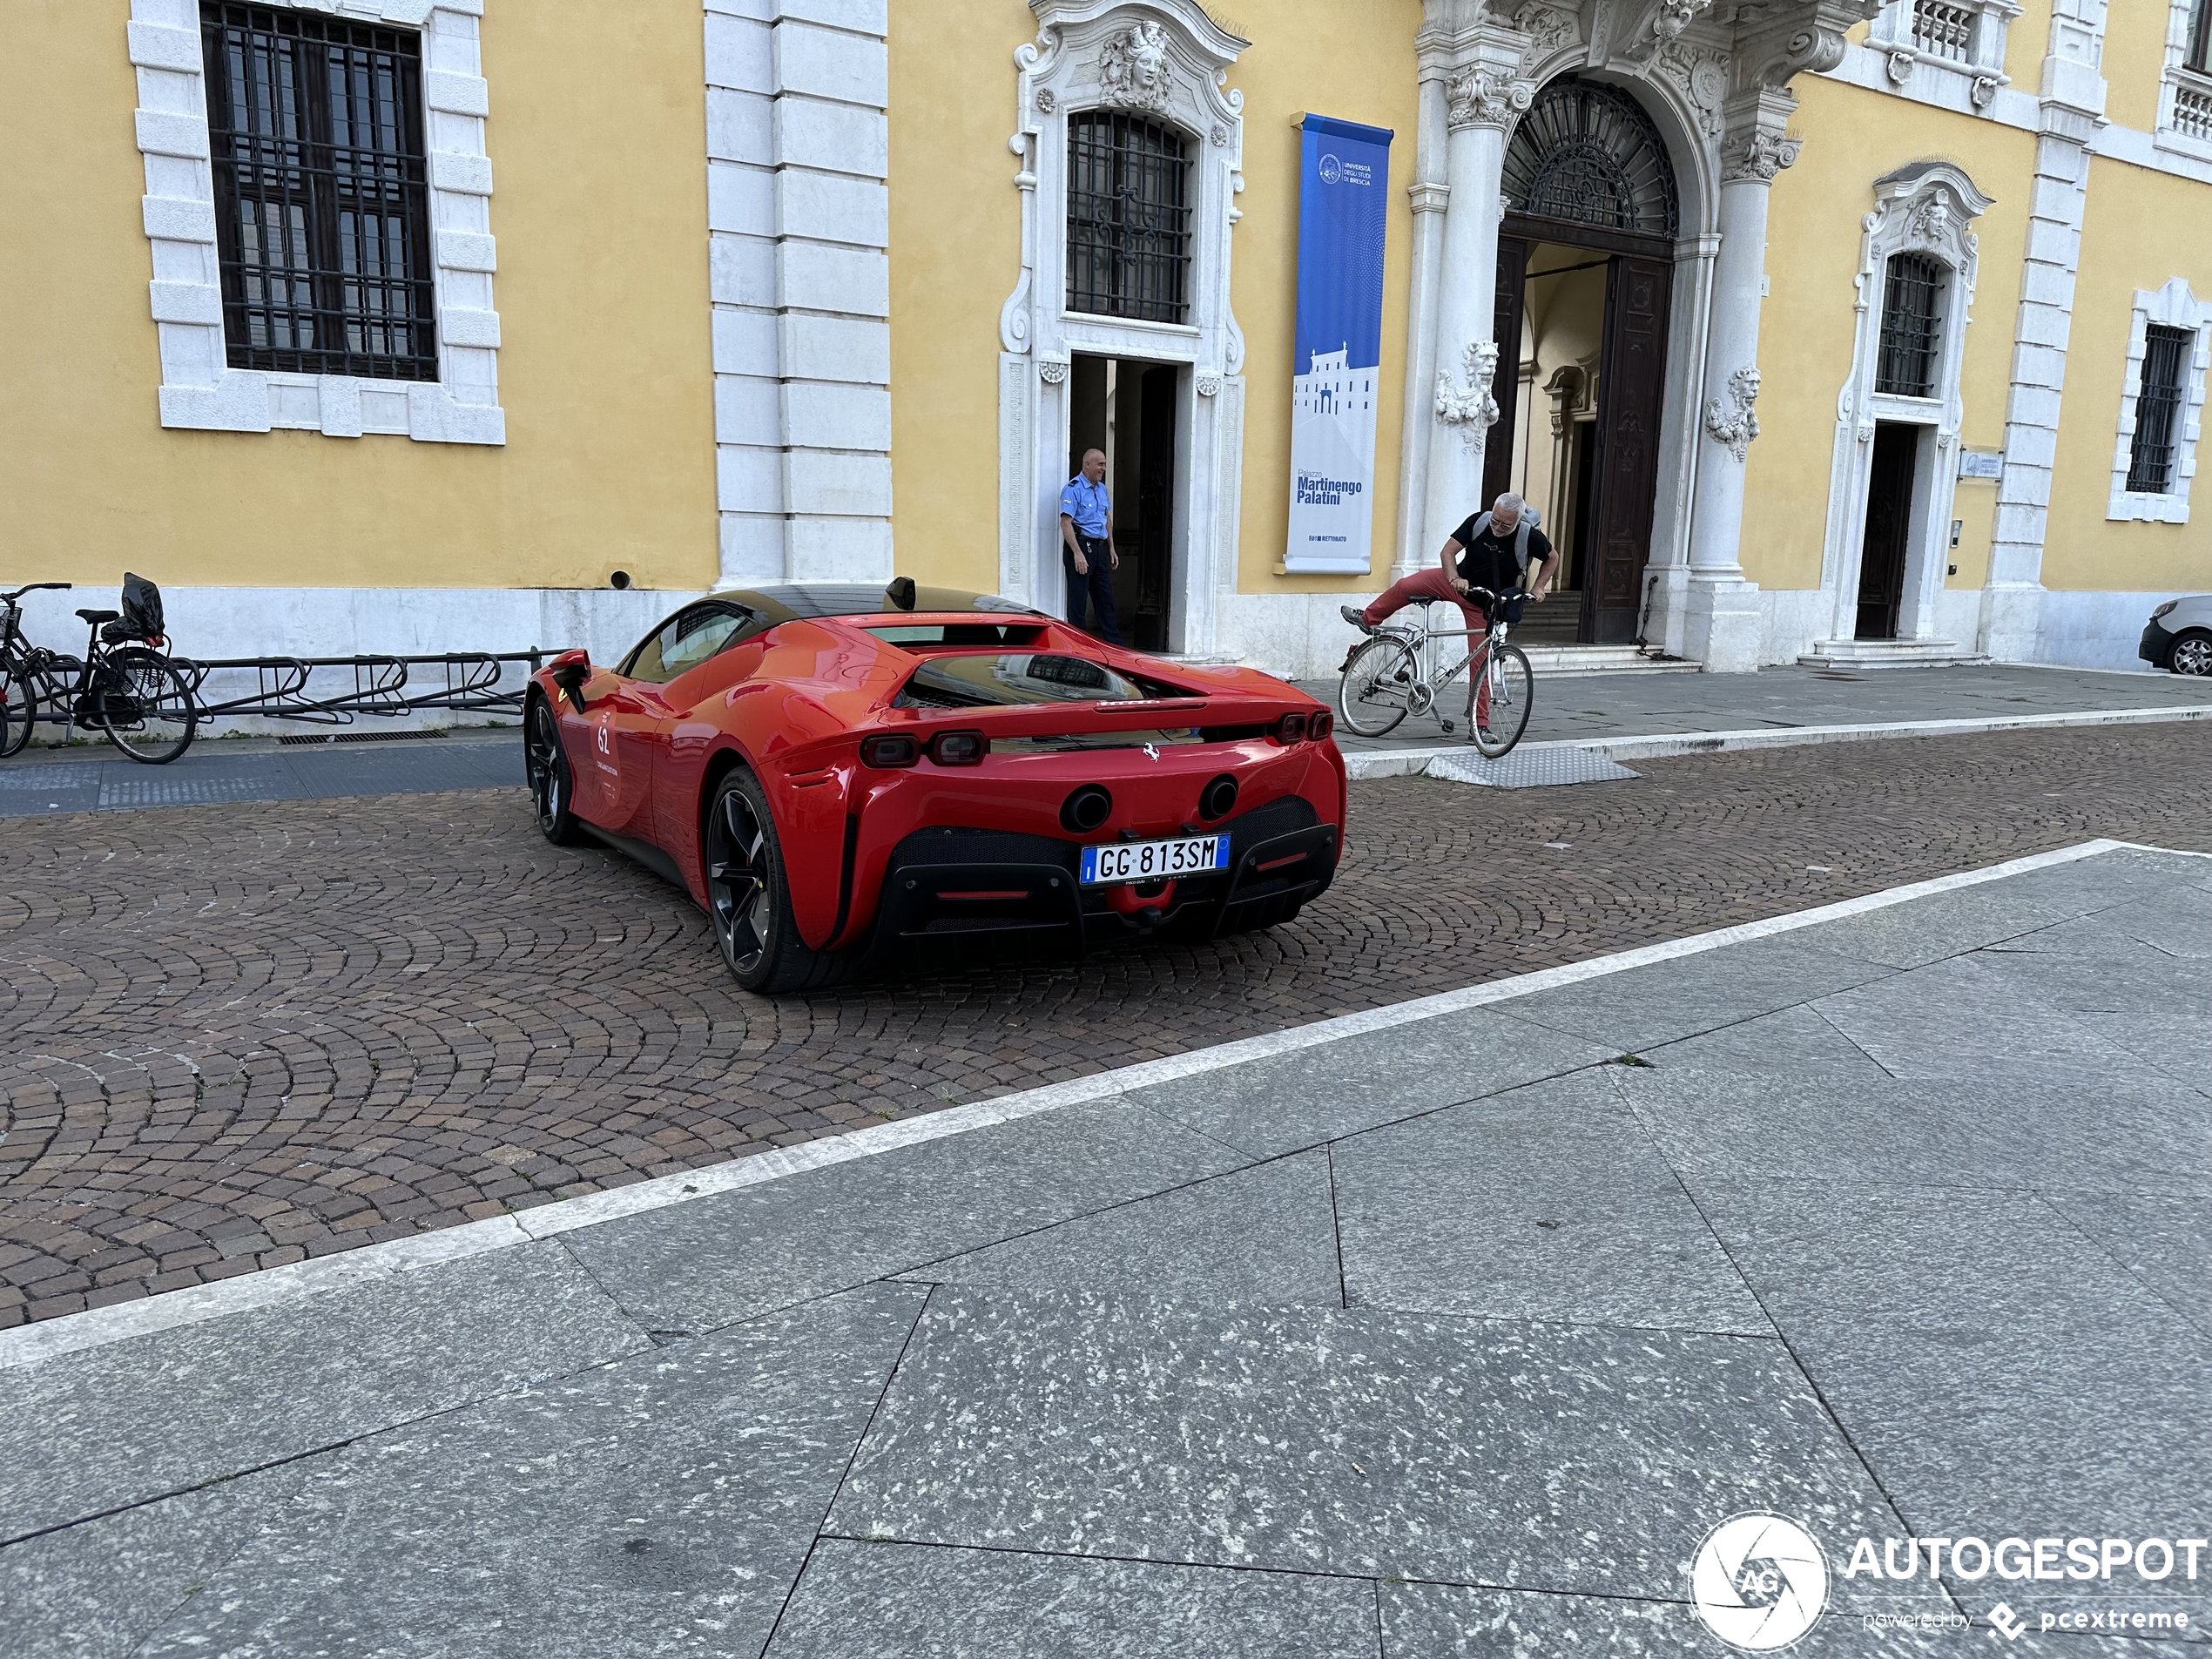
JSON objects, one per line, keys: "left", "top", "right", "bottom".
{"left": 1339, "top": 604, "right": 1376, "bottom": 635}
{"left": 1477, "top": 725, "right": 1497, "bottom": 745}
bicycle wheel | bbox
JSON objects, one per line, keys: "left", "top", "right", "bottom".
{"left": 0, "top": 666, "right": 34, "bottom": 758}
{"left": 1470, "top": 643, "right": 1534, "bottom": 757}
{"left": 95, "top": 648, "right": 198, "bottom": 764}
{"left": 1338, "top": 635, "right": 1420, "bottom": 737}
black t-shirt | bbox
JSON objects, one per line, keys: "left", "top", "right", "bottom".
{"left": 1451, "top": 514, "right": 1553, "bottom": 594}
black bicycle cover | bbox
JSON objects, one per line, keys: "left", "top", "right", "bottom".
{"left": 119, "top": 572, "right": 165, "bottom": 639}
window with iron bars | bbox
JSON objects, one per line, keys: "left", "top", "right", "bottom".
{"left": 2126, "top": 325, "right": 2194, "bottom": 494}
{"left": 1876, "top": 253, "right": 1946, "bottom": 398}
{"left": 1066, "top": 112, "right": 1192, "bottom": 325}
{"left": 200, "top": 2, "right": 438, "bottom": 381}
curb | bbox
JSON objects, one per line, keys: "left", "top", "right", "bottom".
{"left": 1339, "top": 703, "right": 2212, "bottom": 780}
{"left": 6, "top": 837, "right": 2205, "bottom": 1372}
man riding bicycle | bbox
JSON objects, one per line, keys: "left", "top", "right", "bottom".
{"left": 1340, "top": 492, "right": 1559, "bottom": 736}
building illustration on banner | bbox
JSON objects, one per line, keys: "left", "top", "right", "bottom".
{"left": 1285, "top": 115, "right": 1394, "bottom": 576}
{"left": 1291, "top": 344, "right": 1375, "bottom": 542}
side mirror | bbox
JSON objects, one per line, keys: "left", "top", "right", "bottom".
{"left": 885, "top": 576, "right": 917, "bottom": 612}
{"left": 549, "top": 650, "right": 590, "bottom": 713}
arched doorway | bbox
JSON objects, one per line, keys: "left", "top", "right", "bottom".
{"left": 1487, "top": 78, "right": 1680, "bottom": 646}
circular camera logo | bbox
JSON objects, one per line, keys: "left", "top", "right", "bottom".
{"left": 1318, "top": 153, "right": 1343, "bottom": 184}
{"left": 1690, "top": 1513, "right": 1830, "bottom": 1652}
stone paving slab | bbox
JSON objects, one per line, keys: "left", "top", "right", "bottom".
{"left": 902, "top": 1149, "right": 1345, "bottom": 1308}
{"left": 770, "top": 1539, "right": 1381, "bottom": 1659}
{"left": 556, "top": 1096, "right": 1241, "bottom": 1336}
{"left": 6, "top": 846, "right": 2212, "bottom": 1654}
{"left": 826, "top": 1289, "right": 1928, "bottom": 1609}
{"left": 0, "top": 1239, "right": 646, "bottom": 1540}
{"left": 1331, "top": 1071, "right": 1773, "bottom": 1335}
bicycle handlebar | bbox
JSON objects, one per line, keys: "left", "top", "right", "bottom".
{"left": 2, "top": 583, "right": 74, "bottom": 602}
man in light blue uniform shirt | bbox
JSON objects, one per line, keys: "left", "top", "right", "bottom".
{"left": 1058, "top": 448, "right": 1121, "bottom": 644}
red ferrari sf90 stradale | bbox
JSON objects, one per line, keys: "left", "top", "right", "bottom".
{"left": 524, "top": 581, "right": 1346, "bottom": 992}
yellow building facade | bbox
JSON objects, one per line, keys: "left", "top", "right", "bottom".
{"left": 4, "top": 0, "right": 2208, "bottom": 678}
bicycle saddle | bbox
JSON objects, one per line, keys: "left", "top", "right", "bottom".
{"left": 77, "top": 608, "right": 121, "bottom": 625}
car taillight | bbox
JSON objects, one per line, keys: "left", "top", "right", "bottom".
{"left": 860, "top": 734, "right": 918, "bottom": 768}
{"left": 927, "top": 729, "right": 988, "bottom": 766}
{"left": 1307, "top": 709, "right": 1334, "bottom": 742}
{"left": 1271, "top": 711, "right": 1309, "bottom": 745}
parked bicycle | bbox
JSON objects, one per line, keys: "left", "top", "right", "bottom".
{"left": 1, "top": 576, "right": 199, "bottom": 764}
{"left": 1337, "top": 586, "right": 1534, "bottom": 757}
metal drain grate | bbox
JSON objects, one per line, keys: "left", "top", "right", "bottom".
{"left": 1426, "top": 746, "right": 1641, "bottom": 789}
{"left": 276, "top": 730, "right": 451, "bottom": 746}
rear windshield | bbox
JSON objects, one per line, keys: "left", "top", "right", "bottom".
{"left": 866, "top": 623, "right": 1047, "bottom": 648}
{"left": 896, "top": 652, "right": 1185, "bottom": 709}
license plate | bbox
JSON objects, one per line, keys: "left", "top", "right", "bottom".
{"left": 1080, "top": 834, "right": 1229, "bottom": 887}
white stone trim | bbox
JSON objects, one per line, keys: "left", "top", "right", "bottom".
{"left": 1817, "top": 162, "right": 1990, "bottom": 646}
{"left": 994, "top": 2, "right": 1249, "bottom": 654}
{"left": 1824, "top": 23, "right": 2212, "bottom": 189}
{"left": 130, "top": 0, "right": 504, "bottom": 444}
{"left": 2106, "top": 279, "right": 2209, "bottom": 523}
{"left": 1865, "top": 0, "right": 2020, "bottom": 111}
{"left": 2155, "top": 0, "right": 2212, "bottom": 160}
{"left": 706, "top": 0, "right": 893, "bottom": 584}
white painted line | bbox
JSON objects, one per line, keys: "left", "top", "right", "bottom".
{"left": 1340, "top": 704, "right": 2212, "bottom": 780}
{"left": 0, "top": 837, "right": 2188, "bottom": 1372}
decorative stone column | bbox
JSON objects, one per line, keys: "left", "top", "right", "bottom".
{"left": 1391, "top": 64, "right": 1453, "bottom": 579}
{"left": 1982, "top": 0, "right": 2107, "bottom": 662}
{"left": 1420, "top": 43, "right": 1532, "bottom": 560}
{"left": 1678, "top": 88, "right": 1797, "bottom": 673}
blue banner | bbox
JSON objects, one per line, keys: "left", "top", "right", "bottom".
{"left": 1286, "top": 114, "right": 1393, "bottom": 575}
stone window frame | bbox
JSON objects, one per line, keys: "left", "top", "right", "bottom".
{"left": 2107, "top": 279, "right": 2209, "bottom": 525}
{"left": 130, "top": 0, "right": 503, "bottom": 443}
{"left": 996, "top": 0, "right": 1249, "bottom": 651}
{"left": 1865, "top": 0, "right": 2021, "bottom": 113}
{"left": 1821, "top": 162, "right": 1993, "bottom": 646}
{"left": 2155, "top": 0, "right": 2212, "bottom": 161}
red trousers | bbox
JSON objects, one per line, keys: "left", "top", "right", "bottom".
{"left": 1359, "top": 568, "right": 1493, "bottom": 725}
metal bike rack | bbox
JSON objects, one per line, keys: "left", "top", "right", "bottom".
{"left": 167, "top": 651, "right": 548, "bottom": 726}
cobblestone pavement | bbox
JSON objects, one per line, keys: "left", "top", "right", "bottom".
{"left": 4, "top": 721, "right": 2209, "bottom": 1328}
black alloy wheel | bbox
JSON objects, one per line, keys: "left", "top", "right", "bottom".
{"left": 704, "top": 769, "right": 852, "bottom": 995}
{"left": 527, "top": 697, "right": 585, "bottom": 844}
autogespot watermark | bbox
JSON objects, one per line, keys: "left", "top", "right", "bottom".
{"left": 1689, "top": 1515, "right": 2207, "bottom": 1650}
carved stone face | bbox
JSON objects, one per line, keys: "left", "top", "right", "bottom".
{"left": 1733, "top": 367, "right": 1761, "bottom": 403}
{"left": 1126, "top": 21, "right": 1169, "bottom": 89}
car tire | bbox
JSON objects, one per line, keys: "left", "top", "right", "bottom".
{"left": 2170, "top": 631, "right": 2212, "bottom": 677}
{"left": 705, "top": 768, "right": 853, "bottom": 994}
{"left": 526, "top": 696, "right": 587, "bottom": 845}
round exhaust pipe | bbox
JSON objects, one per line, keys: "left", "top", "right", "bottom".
{"left": 1198, "top": 773, "right": 1238, "bottom": 821}
{"left": 1061, "top": 784, "right": 1113, "bottom": 834}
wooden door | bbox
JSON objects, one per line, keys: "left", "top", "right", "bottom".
{"left": 1481, "top": 237, "right": 1529, "bottom": 514}
{"left": 1855, "top": 423, "right": 1917, "bottom": 640}
{"left": 1585, "top": 253, "right": 1670, "bottom": 645}
{"left": 1133, "top": 366, "right": 1177, "bottom": 653}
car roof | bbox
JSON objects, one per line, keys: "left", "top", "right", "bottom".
{"left": 706, "top": 583, "right": 1044, "bottom": 625}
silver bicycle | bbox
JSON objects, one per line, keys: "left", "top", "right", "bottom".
{"left": 1337, "top": 586, "right": 1534, "bottom": 756}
